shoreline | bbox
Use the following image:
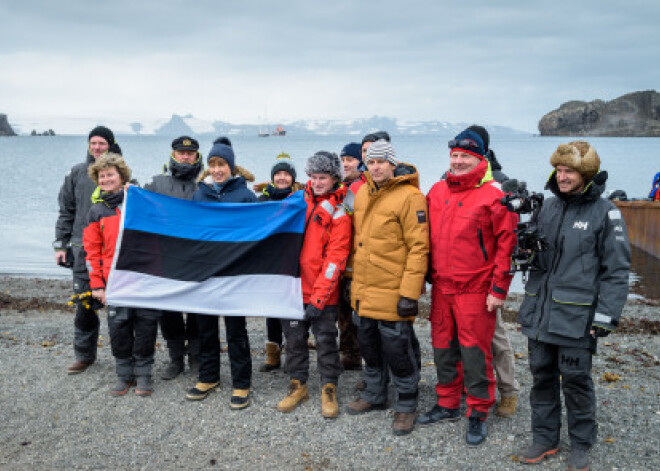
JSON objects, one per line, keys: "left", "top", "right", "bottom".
{"left": 1, "top": 275, "right": 658, "bottom": 470}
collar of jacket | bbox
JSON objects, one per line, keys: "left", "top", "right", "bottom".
{"left": 364, "top": 162, "right": 420, "bottom": 196}
{"left": 304, "top": 182, "right": 347, "bottom": 224}
{"left": 445, "top": 159, "right": 491, "bottom": 192}
{"left": 202, "top": 175, "right": 245, "bottom": 194}
{"left": 92, "top": 188, "right": 124, "bottom": 208}
{"left": 545, "top": 168, "right": 607, "bottom": 203}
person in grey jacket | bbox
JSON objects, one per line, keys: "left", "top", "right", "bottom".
{"left": 54, "top": 126, "right": 122, "bottom": 375}
{"left": 143, "top": 136, "right": 203, "bottom": 379}
{"left": 518, "top": 141, "right": 630, "bottom": 470}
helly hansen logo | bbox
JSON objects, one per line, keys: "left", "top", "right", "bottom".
{"left": 573, "top": 221, "right": 589, "bottom": 230}
{"left": 417, "top": 211, "right": 427, "bottom": 223}
{"left": 561, "top": 355, "right": 580, "bottom": 367}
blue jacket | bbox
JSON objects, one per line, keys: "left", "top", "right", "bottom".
{"left": 193, "top": 175, "right": 257, "bottom": 203}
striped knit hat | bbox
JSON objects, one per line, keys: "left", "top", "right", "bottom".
{"left": 365, "top": 139, "right": 397, "bottom": 166}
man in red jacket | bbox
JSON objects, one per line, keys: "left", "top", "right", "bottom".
{"left": 419, "top": 128, "right": 517, "bottom": 446}
{"left": 277, "top": 151, "right": 352, "bottom": 418}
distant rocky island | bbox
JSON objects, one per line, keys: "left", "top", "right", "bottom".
{"left": 538, "top": 90, "right": 660, "bottom": 137}
{"left": 0, "top": 114, "right": 17, "bottom": 136}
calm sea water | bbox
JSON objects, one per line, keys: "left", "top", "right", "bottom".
{"left": 1, "top": 133, "right": 659, "bottom": 296}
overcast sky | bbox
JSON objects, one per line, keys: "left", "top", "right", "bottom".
{"left": 1, "top": 0, "right": 658, "bottom": 132}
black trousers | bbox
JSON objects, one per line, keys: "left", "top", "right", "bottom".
{"left": 160, "top": 311, "right": 198, "bottom": 354}
{"left": 107, "top": 306, "right": 160, "bottom": 378}
{"left": 528, "top": 338, "right": 596, "bottom": 449}
{"left": 265, "top": 317, "right": 283, "bottom": 346}
{"left": 197, "top": 314, "right": 252, "bottom": 389}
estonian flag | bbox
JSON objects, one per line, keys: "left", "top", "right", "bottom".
{"left": 106, "top": 186, "right": 305, "bottom": 319}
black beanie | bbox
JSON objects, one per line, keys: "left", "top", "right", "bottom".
{"left": 88, "top": 126, "right": 115, "bottom": 145}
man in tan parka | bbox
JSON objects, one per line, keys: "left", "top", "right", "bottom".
{"left": 346, "top": 139, "right": 429, "bottom": 436}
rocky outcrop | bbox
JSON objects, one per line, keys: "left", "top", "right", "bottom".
{"left": 0, "top": 114, "right": 17, "bottom": 136}
{"left": 538, "top": 90, "right": 660, "bottom": 137}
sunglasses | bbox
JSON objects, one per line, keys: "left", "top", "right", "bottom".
{"left": 448, "top": 138, "right": 480, "bottom": 150}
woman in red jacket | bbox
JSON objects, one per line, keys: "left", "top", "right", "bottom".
{"left": 84, "top": 154, "right": 160, "bottom": 397}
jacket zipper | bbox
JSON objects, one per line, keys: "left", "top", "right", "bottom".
{"left": 538, "top": 202, "right": 567, "bottom": 333}
{"left": 477, "top": 229, "right": 488, "bottom": 261}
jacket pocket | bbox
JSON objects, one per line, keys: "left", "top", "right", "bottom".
{"left": 547, "top": 287, "right": 594, "bottom": 339}
{"left": 477, "top": 229, "right": 488, "bottom": 261}
{"left": 517, "top": 279, "right": 540, "bottom": 327}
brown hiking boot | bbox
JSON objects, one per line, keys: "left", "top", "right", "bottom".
{"left": 321, "top": 383, "right": 339, "bottom": 418}
{"left": 346, "top": 398, "right": 387, "bottom": 415}
{"left": 259, "top": 341, "right": 281, "bottom": 372}
{"left": 495, "top": 395, "right": 518, "bottom": 418}
{"left": 67, "top": 360, "right": 93, "bottom": 375}
{"left": 392, "top": 412, "right": 416, "bottom": 436}
{"left": 277, "top": 380, "right": 309, "bottom": 413}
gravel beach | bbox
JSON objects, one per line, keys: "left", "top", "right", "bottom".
{"left": 1, "top": 276, "right": 659, "bottom": 470}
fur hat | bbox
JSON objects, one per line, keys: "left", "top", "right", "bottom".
{"left": 550, "top": 141, "right": 600, "bottom": 181}
{"left": 362, "top": 131, "right": 391, "bottom": 144}
{"left": 305, "top": 151, "right": 343, "bottom": 181}
{"left": 271, "top": 152, "right": 296, "bottom": 181}
{"left": 207, "top": 143, "right": 235, "bottom": 172}
{"left": 365, "top": 139, "right": 397, "bottom": 166}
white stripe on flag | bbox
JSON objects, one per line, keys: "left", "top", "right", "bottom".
{"left": 106, "top": 270, "right": 304, "bottom": 319}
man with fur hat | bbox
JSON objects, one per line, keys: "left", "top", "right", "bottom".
{"left": 277, "top": 151, "right": 351, "bottom": 419}
{"left": 253, "top": 153, "right": 304, "bottom": 373}
{"left": 420, "top": 128, "right": 517, "bottom": 446}
{"left": 144, "top": 136, "right": 204, "bottom": 380}
{"left": 346, "top": 140, "right": 429, "bottom": 436}
{"left": 54, "top": 125, "right": 122, "bottom": 375}
{"left": 518, "top": 142, "right": 630, "bottom": 470}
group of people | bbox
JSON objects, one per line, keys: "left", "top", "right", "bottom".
{"left": 55, "top": 124, "right": 630, "bottom": 470}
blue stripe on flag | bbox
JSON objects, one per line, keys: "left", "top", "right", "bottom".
{"left": 124, "top": 186, "right": 306, "bottom": 242}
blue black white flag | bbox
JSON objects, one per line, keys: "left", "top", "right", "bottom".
{"left": 106, "top": 186, "right": 305, "bottom": 319}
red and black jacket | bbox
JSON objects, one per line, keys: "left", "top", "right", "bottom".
{"left": 82, "top": 190, "right": 124, "bottom": 290}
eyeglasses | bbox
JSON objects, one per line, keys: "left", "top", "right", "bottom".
{"left": 448, "top": 139, "right": 480, "bottom": 150}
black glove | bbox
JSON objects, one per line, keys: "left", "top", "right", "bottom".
{"left": 592, "top": 325, "right": 612, "bottom": 338}
{"left": 397, "top": 297, "right": 418, "bottom": 317}
{"left": 304, "top": 304, "right": 323, "bottom": 321}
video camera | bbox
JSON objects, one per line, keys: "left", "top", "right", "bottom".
{"left": 500, "top": 180, "right": 548, "bottom": 277}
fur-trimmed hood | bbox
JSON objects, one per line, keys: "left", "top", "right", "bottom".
{"left": 197, "top": 165, "right": 255, "bottom": 183}
{"left": 549, "top": 141, "right": 600, "bottom": 181}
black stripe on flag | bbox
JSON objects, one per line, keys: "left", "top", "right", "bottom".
{"left": 115, "top": 229, "right": 302, "bottom": 282}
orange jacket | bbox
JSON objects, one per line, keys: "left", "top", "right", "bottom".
{"left": 83, "top": 192, "right": 123, "bottom": 290}
{"left": 300, "top": 182, "right": 352, "bottom": 309}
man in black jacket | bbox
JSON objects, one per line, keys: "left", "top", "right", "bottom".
{"left": 55, "top": 126, "right": 121, "bottom": 374}
{"left": 143, "top": 136, "right": 203, "bottom": 379}
{"left": 518, "top": 141, "right": 630, "bottom": 470}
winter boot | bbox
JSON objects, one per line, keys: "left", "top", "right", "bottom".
{"left": 567, "top": 447, "right": 590, "bottom": 471}
{"left": 277, "top": 379, "right": 309, "bottom": 413}
{"left": 110, "top": 377, "right": 134, "bottom": 397}
{"left": 230, "top": 389, "right": 251, "bottom": 410}
{"left": 520, "top": 442, "right": 560, "bottom": 464}
{"left": 162, "top": 343, "right": 185, "bottom": 380}
{"left": 466, "top": 417, "right": 487, "bottom": 447}
{"left": 321, "top": 383, "right": 339, "bottom": 418}
{"left": 186, "top": 382, "right": 219, "bottom": 401}
{"left": 135, "top": 376, "right": 154, "bottom": 397}
{"left": 392, "top": 412, "right": 416, "bottom": 436}
{"left": 161, "top": 360, "right": 184, "bottom": 380}
{"left": 495, "top": 395, "right": 518, "bottom": 418}
{"left": 346, "top": 398, "right": 387, "bottom": 415}
{"left": 67, "top": 360, "right": 93, "bottom": 375}
{"left": 416, "top": 405, "right": 460, "bottom": 425}
{"left": 259, "top": 341, "right": 281, "bottom": 372}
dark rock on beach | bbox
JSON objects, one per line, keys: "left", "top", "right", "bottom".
{"left": 538, "top": 90, "right": 660, "bottom": 137}
{"left": 0, "top": 113, "right": 17, "bottom": 136}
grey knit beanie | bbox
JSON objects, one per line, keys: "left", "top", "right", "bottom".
{"left": 305, "top": 151, "right": 344, "bottom": 181}
{"left": 365, "top": 139, "right": 397, "bottom": 166}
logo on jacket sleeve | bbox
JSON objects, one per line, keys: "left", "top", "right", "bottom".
{"left": 417, "top": 211, "right": 427, "bottom": 223}
{"left": 572, "top": 220, "right": 589, "bottom": 230}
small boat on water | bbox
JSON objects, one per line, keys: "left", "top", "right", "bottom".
{"left": 272, "top": 126, "right": 286, "bottom": 136}
{"left": 614, "top": 200, "right": 660, "bottom": 259}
